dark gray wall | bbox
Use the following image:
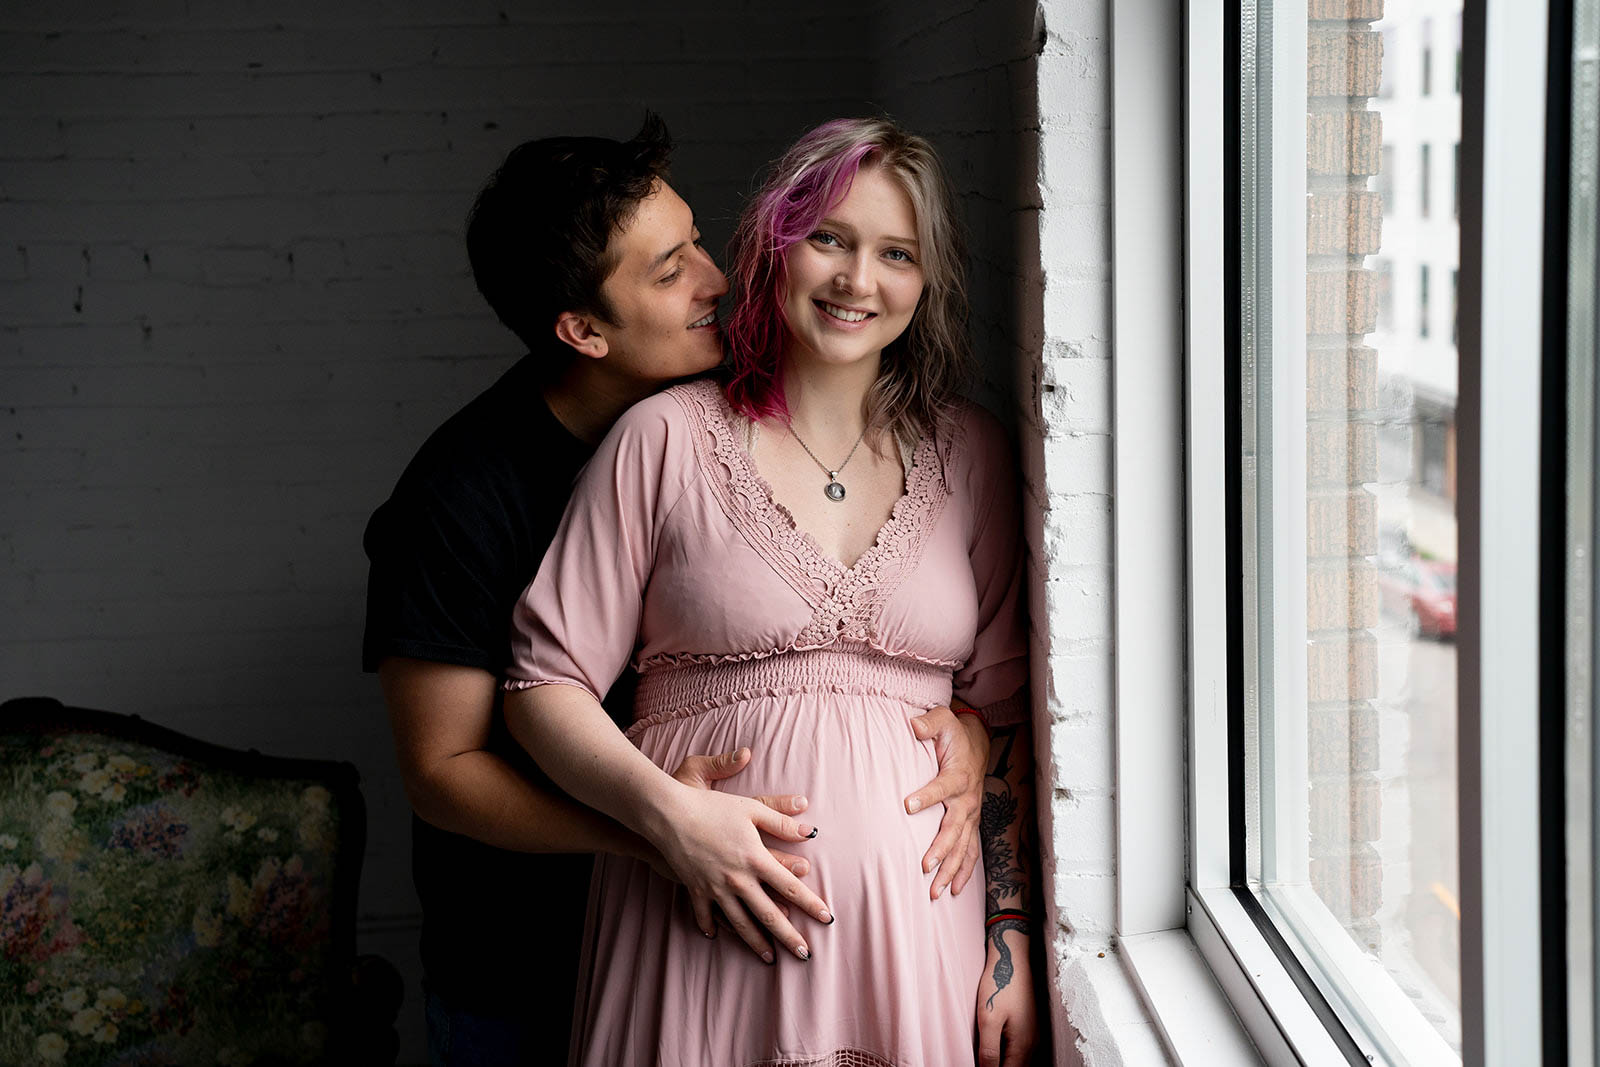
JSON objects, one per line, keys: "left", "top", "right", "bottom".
{"left": 0, "top": 3, "right": 1036, "bottom": 1060}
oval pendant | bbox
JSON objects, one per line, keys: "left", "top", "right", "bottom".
{"left": 824, "top": 481, "right": 846, "bottom": 502}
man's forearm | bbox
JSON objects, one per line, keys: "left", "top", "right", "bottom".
{"left": 979, "top": 721, "right": 1036, "bottom": 1006}
{"left": 408, "top": 748, "right": 646, "bottom": 859}
{"left": 379, "top": 657, "right": 658, "bottom": 862}
{"left": 503, "top": 683, "right": 691, "bottom": 846}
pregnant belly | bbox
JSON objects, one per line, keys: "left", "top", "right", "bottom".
{"left": 630, "top": 691, "right": 948, "bottom": 897}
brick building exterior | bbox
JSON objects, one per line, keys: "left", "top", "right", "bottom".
{"left": 1306, "top": 0, "right": 1387, "bottom": 947}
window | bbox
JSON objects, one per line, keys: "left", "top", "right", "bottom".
{"left": 1375, "top": 257, "right": 1394, "bottom": 332}
{"left": 1453, "top": 141, "right": 1461, "bottom": 218}
{"left": 1117, "top": 0, "right": 1586, "bottom": 1060}
{"left": 1452, "top": 267, "right": 1459, "bottom": 345}
{"left": 1421, "top": 263, "right": 1431, "bottom": 338}
{"left": 1378, "top": 145, "right": 1396, "bottom": 215}
{"left": 1171, "top": 0, "right": 1571, "bottom": 1061}
{"left": 1230, "top": 4, "right": 1460, "bottom": 1050}
{"left": 1421, "top": 142, "right": 1433, "bottom": 218}
{"left": 1422, "top": 17, "right": 1434, "bottom": 96}
{"left": 1380, "top": 26, "right": 1397, "bottom": 99}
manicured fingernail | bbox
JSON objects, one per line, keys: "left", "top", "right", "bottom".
{"left": 704, "top": 928, "right": 715, "bottom": 938}
{"left": 793, "top": 795, "right": 808, "bottom": 810}
{"left": 796, "top": 945, "right": 810, "bottom": 960}
{"left": 800, "top": 824, "right": 817, "bottom": 839}
{"left": 794, "top": 860, "right": 809, "bottom": 875}
{"left": 906, "top": 798, "right": 922, "bottom": 813}
{"left": 819, "top": 910, "right": 833, "bottom": 924}
{"left": 762, "top": 951, "right": 775, "bottom": 964}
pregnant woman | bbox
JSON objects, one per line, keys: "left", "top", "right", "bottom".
{"left": 504, "top": 118, "right": 1038, "bottom": 1067}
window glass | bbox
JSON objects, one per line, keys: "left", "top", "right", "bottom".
{"left": 1422, "top": 143, "right": 1433, "bottom": 218}
{"left": 1379, "top": 146, "right": 1397, "bottom": 214}
{"left": 1240, "top": 0, "right": 1463, "bottom": 1058}
{"left": 1423, "top": 17, "right": 1434, "bottom": 95}
{"left": 1421, "top": 263, "right": 1432, "bottom": 338}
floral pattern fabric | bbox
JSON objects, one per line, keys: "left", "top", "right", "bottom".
{"left": 0, "top": 725, "right": 347, "bottom": 1066}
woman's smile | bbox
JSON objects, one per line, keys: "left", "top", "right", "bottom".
{"left": 813, "top": 299, "right": 876, "bottom": 327}
{"left": 782, "top": 164, "right": 925, "bottom": 367}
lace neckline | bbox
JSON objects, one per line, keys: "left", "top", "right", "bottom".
{"left": 672, "top": 380, "right": 959, "bottom": 647}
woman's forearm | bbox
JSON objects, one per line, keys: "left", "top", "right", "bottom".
{"left": 979, "top": 720, "right": 1036, "bottom": 1006}
{"left": 503, "top": 682, "right": 690, "bottom": 843}
{"left": 505, "top": 680, "right": 833, "bottom": 957}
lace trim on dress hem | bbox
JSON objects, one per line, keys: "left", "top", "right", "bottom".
{"left": 744, "top": 1049, "right": 897, "bottom": 1067}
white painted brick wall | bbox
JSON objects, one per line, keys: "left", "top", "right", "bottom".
{"left": 1029, "top": 0, "right": 1168, "bottom": 1062}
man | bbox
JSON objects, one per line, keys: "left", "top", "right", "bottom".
{"left": 363, "top": 115, "right": 990, "bottom": 1064}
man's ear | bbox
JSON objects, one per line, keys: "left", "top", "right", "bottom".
{"left": 554, "top": 311, "right": 609, "bottom": 359}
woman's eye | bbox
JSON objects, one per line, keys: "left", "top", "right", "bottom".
{"left": 659, "top": 264, "right": 683, "bottom": 284}
{"left": 810, "top": 231, "right": 840, "bottom": 247}
{"left": 884, "top": 248, "right": 914, "bottom": 263}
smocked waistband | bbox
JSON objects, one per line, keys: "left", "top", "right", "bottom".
{"left": 628, "top": 647, "right": 953, "bottom": 736}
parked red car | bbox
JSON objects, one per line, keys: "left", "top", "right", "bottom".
{"left": 1379, "top": 555, "right": 1458, "bottom": 640}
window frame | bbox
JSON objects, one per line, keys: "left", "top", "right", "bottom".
{"left": 1563, "top": 0, "right": 1600, "bottom": 1059}
{"left": 1106, "top": 0, "right": 1567, "bottom": 1061}
{"left": 1177, "top": 3, "right": 1363, "bottom": 1061}
{"left": 1165, "top": 0, "right": 1554, "bottom": 1062}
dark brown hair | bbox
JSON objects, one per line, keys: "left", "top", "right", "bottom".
{"left": 466, "top": 113, "right": 674, "bottom": 355}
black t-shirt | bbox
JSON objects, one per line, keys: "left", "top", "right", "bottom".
{"left": 362, "top": 353, "right": 635, "bottom": 1019}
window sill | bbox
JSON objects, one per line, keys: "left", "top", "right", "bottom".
{"left": 1184, "top": 887, "right": 1352, "bottom": 1066}
{"left": 1119, "top": 924, "right": 1262, "bottom": 1065}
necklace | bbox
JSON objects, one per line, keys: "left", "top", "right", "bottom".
{"left": 788, "top": 422, "right": 868, "bottom": 502}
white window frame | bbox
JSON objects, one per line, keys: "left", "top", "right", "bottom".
{"left": 1173, "top": 2, "right": 1357, "bottom": 1059}
{"left": 1460, "top": 0, "right": 1549, "bottom": 1060}
{"left": 1107, "top": 0, "right": 1262, "bottom": 1058}
{"left": 1564, "top": 1, "right": 1600, "bottom": 1060}
{"left": 1108, "top": 0, "right": 1555, "bottom": 1062}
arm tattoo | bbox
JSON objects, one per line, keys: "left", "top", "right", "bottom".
{"left": 980, "top": 724, "right": 1034, "bottom": 1007}
{"left": 984, "top": 913, "right": 1028, "bottom": 1008}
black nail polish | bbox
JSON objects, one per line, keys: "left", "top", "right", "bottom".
{"left": 805, "top": 827, "right": 818, "bottom": 839}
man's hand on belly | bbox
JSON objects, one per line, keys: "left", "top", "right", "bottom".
{"left": 904, "top": 704, "right": 991, "bottom": 899}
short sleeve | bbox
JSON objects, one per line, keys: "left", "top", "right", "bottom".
{"left": 951, "top": 411, "right": 1031, "bottom": 728}
{"left": 505, "top": 393, "right": 698, "bottom": 700}
{"left": 362, "top": 482, "right": 521, "bottom": 674}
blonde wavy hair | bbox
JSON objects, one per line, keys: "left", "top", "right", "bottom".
{"left": 723, "top": 117, "right": 973, "bottom": 451}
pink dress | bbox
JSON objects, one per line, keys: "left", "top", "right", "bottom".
{"left": 506, "top": 379, "right": 1028, "bottom": 1067}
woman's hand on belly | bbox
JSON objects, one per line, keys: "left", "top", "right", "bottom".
{"left": 628, "top": 746, "right": 814, "bottom": 885}
{"left": 643, "top": 774, "right": 833, "bottom": 964}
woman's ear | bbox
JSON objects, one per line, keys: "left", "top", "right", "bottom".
{"left": 554, "top": 312, "right": 609, "bottom": 359}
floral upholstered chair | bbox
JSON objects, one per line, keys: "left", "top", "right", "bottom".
{"left": 0, "top": 697, "right": 400, "bottom": 1066}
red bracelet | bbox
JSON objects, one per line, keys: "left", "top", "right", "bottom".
{"left": 951, "top": 701, "right": 982, "bottom": 716}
